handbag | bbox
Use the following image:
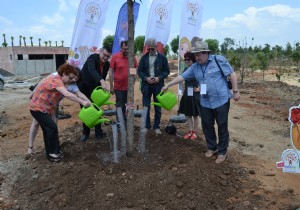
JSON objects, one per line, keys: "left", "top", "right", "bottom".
{"left": 214, "top": 56, "right": 232, "bottom": 90}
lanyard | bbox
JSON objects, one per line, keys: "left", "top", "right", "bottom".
{"left": 200, "top": 62, "right": 208, "bottom": 78}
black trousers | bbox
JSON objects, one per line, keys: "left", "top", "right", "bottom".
{"left": 30, "top": 110, "right": 60, "bottom": 159}
{"left": 200, "top": 101, "right": 230, "bottom": 155}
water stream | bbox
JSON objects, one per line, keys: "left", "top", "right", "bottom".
{"left": 111, "top": 123, "right": 119, "bottom": 163}
{"left": 116, "top": 107, "right": 127, "bottom": 156}
{"left": 138, "top": 106, "right": 148, "bottom": 154}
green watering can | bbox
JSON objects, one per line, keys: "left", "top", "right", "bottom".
{"left": 150, "top": 90, "right": 177, "bottom": 111}
{"left": 78, "top": 103, "right": 110, "bottom": 128}
{"left": 91, "top": 86, "right": 115, "bottom": 107}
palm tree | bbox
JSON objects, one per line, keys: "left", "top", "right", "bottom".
{"left": 49, "top": 40, "right": 52, "bottom": 47}
{"left": 61, "top": 40, "right": 64, "bottom": 47}
{"left": 3, "top": 34, "right": 6, "bottom": 44}
{"left": 30, "top": 37, "right": 33, "bottom": 47}
{"left": 38, "top": 38, "right": 41, "bottom": 47}
{"left": 44, "top": 41, "right": 48, "bottom": 47}
{"left": 23, "top": 37, "right": 26, "bottom": 46}
{"left": 55, "top": 41, "right": 57, "bottom": 47}
{"left": 2, "top": 34, "right": 7, "bottom": 47}
{"left": 11, "top": 36, "right": 14, "bottom": 46}
{"left": 19, "top": 35, "right": 22, "bottom": 46}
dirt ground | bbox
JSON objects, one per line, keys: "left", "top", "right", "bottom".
{"left": 1, "top": 69, "right": 300, "bottom": 210}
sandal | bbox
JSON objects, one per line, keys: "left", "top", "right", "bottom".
{"left": 183, "top": 131, "right": 193, "bottom": 139}
{"left": 190, "top": 132, "right": 197, "bottom": 140}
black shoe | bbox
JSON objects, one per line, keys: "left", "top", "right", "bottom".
{"left": 95, "top": 132, "right": 106, "bottom": 140}
{"left": 48, "top": 154, "right": 61, "bottom": 163}
{"left": 80, "top": 135, "right": 89, "bottom": 142}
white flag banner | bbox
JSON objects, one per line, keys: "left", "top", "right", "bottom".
{"left": 143, "top": 0, "right": 174, "bottom": 54}
{"left": 178, "top": 0, "right": 203, "bottom": 94}
{"left": 68, "top": 0, "right": 110, "bottom": 69}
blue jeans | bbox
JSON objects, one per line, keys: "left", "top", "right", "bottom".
{"left": 30, "top": 110, "right": 60, "bottom": 159}
{"left": 200, "top": 101, "right": 230, "bottom": 155}
{"left": 142, "top": 84, "right": 162, "bottom": 129}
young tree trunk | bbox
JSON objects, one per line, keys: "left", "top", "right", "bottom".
{"left": 126, "top": 0, "right": 135, "bottom": 154}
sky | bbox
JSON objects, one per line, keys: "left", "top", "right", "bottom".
{"left": 1, "top": 0, "right": 300, "bottom": 49}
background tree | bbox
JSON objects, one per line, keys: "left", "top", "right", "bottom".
{"left": 23, "top": 37, "right": 26, "bottom": 47}
{"left": 30, "top": 37, "right": 33, "bottom": 47}
{"left": 49, "top": 40, "right": 52, "bottom": 47}
{"left": 205, "top": 39, "right": 219, "bottom": 54}
{"left": 170, "top": 35, "right": 179, "bottom": 55}
{"left": 102, "top": 35, "right": 114, "bottom": 50}
{"left": 55, "top": 41, "right": 58, "bottom": 47}
{"left": 38, "top": 38, "right": 41, "bottom": 47}
{"left": 256, "top": 52, "right": 268, "bottom": 80}
{"left": 292, "top": 42, "right": 300, "bottom": 72}
{"left": 220, "top": 37, "right": 235, "bottom": 55}
{"left": 134, "top": 35, "right": 145, "bottom": 54}
{"left": 44, "top": 41, "right": 48, "bottom": 47}
{"left": 61, "top": 40, "right": 64, "bottom": 47}
{"left": 164, "top": 44, "right": 170, "bottom": 56}
{"left": 11, "top": 36, "right": 14, "bottom": 46}
{"left": 19, "top": 35, "right": 22, "bottom": 46}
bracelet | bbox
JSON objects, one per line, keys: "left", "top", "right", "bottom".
{"left": 233, "top": 90, "right": 239, "bottom": 93}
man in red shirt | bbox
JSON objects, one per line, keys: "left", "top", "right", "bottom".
{"left": 109, "top": 40, "right": 138, "bottom": 122}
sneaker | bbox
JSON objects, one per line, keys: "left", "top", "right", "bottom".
{"left": 190, "top": 132, "right": 197, "bottom": 140}
{"left": 215, "top": 154, "right": 227, "bottom": 164}
{"left": 183, "top": 131, "right": 193, "bottom": 139}
{"left": 154, "top": 129, "right": 162, "bottom": 135}
{"left": 205, "top": 149, "right": 218, "bottom": 157}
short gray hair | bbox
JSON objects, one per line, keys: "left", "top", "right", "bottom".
{"left": 145, "top": 38, "right": 157, "bottom": 47}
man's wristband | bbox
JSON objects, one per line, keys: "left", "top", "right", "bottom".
{"left": 233, "top": 90, "right": 239, "bottom": 93}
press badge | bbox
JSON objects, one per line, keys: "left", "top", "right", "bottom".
{"left": 200, "top": 84, "right": 207, "bottom": 95}
{"left": 187, "top": 86, "right": 193, "bottom": 96}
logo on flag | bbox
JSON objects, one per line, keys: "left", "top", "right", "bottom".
{"left": 156, "top": 4, "right": 167, "bottom": 22}
{"left": 85, "top": 3, "right": 101, "bottom": 28}
{"left": 187, "top": 1, "right": 199, "bottom": 25}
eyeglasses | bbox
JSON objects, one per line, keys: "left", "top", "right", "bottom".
{"left": 184, "top": 58, "right": 191, "bottom": 62}
{"left": 68, "top": 75, "right": 77, "bottom": 81}
{"left": 102, "top": 51, "right": 111, "bottom": 59}
{"left": 148, "top": 48, "right": 155, "bottom": 51}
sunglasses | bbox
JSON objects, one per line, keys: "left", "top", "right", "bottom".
{"left": 184, "top": 58, "right": 191, "bottom": 62}
{"left": 148, "top": 48, "right": 155, "bottom": 51}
